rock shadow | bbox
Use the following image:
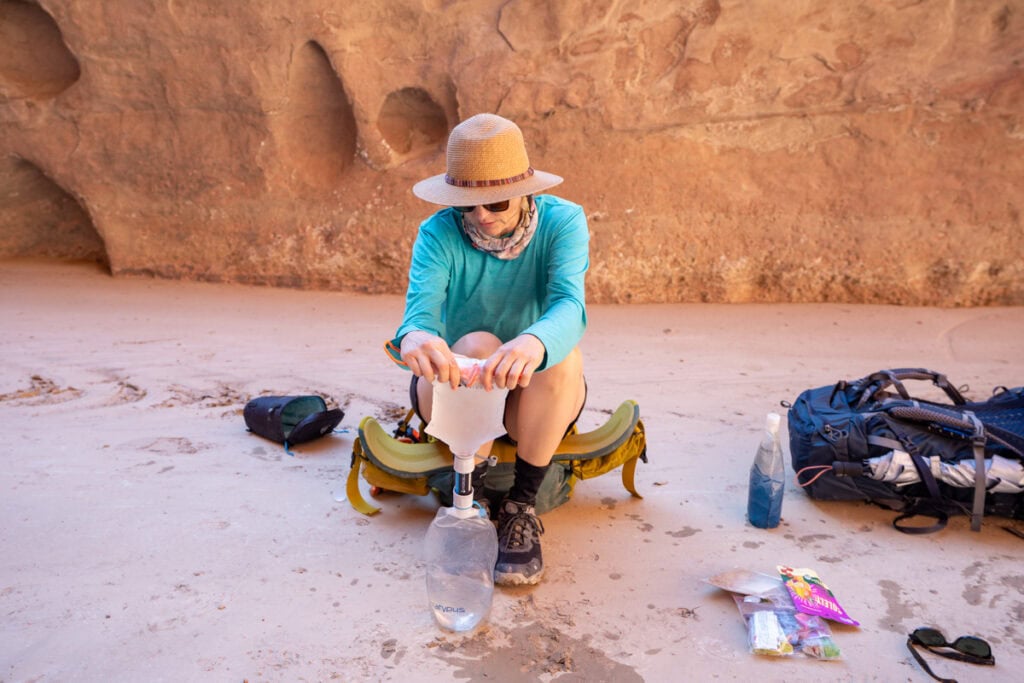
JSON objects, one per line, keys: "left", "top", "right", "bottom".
{"left": 0, "top": 0, "right": 81, "bottom": 100}
{"left": 277, "top": 40, "right": 358, "bottom": 192}
{"left": 378, "top": 87, "right": 447, "bottom": 157}
{"left": 0, "top": 156, "right": 108, "bottom": 266}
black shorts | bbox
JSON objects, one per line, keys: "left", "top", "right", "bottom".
{"left": 409, "top": 375, "right": 587, "bottom": 441}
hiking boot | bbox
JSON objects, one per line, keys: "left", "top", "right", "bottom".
{"left": 494, "top": 499, "right": 545, "bottom": 586}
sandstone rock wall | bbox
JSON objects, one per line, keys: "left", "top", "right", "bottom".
{"left": 1, "top": 0, "right": 1022, "bottom": 304}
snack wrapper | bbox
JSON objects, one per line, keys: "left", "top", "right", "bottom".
{"left": 777, "top": 566, "right": 859, "bottom": 627}
{"left": 748, "top": 609, "right": 793, "bottom": 656}
{"left": 705, "top": 568, "right": 784, "bottom": 597}
{"left": 733, "top": 594, "right": 842, "bottom": 660}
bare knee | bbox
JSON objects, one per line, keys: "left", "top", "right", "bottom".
{"left": 533, "top": 346, "right": 583, "bottom": 388}
{"left": 451, "top": 331, "right": 502, "bottom": 359}
{"left": 505, "top": 347, "right": 585, "bottom": 442}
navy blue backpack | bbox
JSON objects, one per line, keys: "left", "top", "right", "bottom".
{"left": 788, "top": 369, "right": 1024, "bottom": 533}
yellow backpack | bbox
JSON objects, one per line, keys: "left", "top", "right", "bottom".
{"left": 347, "top": 399, "right": 647, "bottom": 515}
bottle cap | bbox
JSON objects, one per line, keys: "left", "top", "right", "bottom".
{"left": 766, "top": 412, "right": 781, "bottom": 433}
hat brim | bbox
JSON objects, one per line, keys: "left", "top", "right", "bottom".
{"left": 412, "top": 169, "right": 563, "bottom": 206}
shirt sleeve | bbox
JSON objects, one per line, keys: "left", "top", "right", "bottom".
{"left": 522, "top": 201, "right": 589, "bottom": 370}
{"left": 388, "top": 218, "right": 452, "bottom": 365}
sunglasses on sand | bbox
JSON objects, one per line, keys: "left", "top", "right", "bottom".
{"left": 455, "top": 200, "right": 511, "bottom": 214}
{"left": 906, "top": 627, "right": 994, "bottom": 682}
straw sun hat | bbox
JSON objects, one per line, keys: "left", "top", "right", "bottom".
{"left": 412, "top": 113, "right": 563, "bottom": 206}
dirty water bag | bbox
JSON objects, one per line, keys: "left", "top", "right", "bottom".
{"left": 244, "top": 395, "right": 343, "bottom": 446}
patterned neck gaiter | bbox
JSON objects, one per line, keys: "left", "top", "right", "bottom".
{"left": 458, "top": 197, "right": 538, "bottom": 260}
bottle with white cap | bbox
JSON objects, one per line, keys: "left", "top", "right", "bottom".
{"left": 747, "top": 412, "right": 785, "bottom": 529}
{"left": 423, "top": 450, "right": 498, "bottom": 631}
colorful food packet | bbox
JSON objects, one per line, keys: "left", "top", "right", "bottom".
{"left": 748, "top": 609, "right": 794, "bottom": 656}
{"left": 780, "top": 611, "right": 843, "bottom": 660}
{"left": 777, "top": 566, "right": 860, "bottom": 627}
{"left": 733, "top": 594, "right": 843, "bottom": 660}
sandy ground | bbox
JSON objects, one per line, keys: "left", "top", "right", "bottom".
{"left": 2, "top": 258, "right": 1023, "bottom": 683}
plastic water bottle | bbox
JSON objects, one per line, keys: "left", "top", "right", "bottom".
{"left": 747, "top": 412, "right": 785, "bottom": 528}
{"left": 424, "top": 506, "right": 498, "bottom": 631}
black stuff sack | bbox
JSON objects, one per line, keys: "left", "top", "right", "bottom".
{"left": 244, "top": 395, "right": 343, "bottom": 452}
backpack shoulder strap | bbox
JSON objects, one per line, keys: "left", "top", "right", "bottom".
{"left": 553, "top": 400, "right": 640, "bottom": 460}
{"left": 347, "top": 436, "right": 382, "bottom": 516}
{"left": 966, "top": 411, "right": 987, "bottom": 532}
{"left": 885, "top": 403, "right": 990, "bottom": 531}
{"left": 553, "top": 400, "right": 647, "bottom": 498}
{"left": 357, "top": 415, "right": 454, "bottom": 476}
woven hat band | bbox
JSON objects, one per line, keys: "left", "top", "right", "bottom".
{"left": 445, "top": 167, "right": 535, "bottom": 188}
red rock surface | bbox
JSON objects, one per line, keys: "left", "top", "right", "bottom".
{"left": 1, "top": 0, "right": 1022, "bottom": 304}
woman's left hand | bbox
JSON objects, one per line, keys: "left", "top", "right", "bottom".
{"left": 482, "top": 334, "right": 546, "bottom": 391}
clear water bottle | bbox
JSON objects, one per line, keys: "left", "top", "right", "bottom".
{"left": 424, "top": 506, "right": 498, "bottom": 631}
{"left": 747, "top": 412, "right": 785, "bottom": 528}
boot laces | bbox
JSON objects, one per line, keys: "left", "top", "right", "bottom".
{"left": 499, "top": 504, "right": 544, "bottom": 549}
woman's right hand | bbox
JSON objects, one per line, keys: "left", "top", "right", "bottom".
{"left": 399, "top": 331, "right": 461, "bottom": 388}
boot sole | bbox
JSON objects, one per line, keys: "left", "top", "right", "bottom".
{"left": 495, "top": 568, "right": 543, "bottom": 586}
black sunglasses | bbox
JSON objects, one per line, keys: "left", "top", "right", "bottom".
{"left": 906, "top": 627, "right": 994, "bottom": 682}
{"left": 454, "top": 200, "right": 511, "bottom": 214}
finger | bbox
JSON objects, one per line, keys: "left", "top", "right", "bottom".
{"left": 486, "top": 356, "right": 503, "bottom": 389}
{"left": 448, "top": 357, "right": 461, "bottom": 389}
{"left": 517, "top": 355, "right": 540, "bottom": 388}
{"left": 416, "top": 358, "right": 436, "bottom": 383}
{"left": 507, "top": 359, "right": 528, "bottom": 390}
{"left": 503, "top": 351, "right": 530, "bottom": 389}
{"left": 433, "top": 358, "right": 449, "bottom": 385}
{"left": 423, "top": 348, "right": 449, "bottom": 384}
{"left": 494, "top": 358, "right": 514, "bottom": 390}
{"left": 481, "top": 357, "right": 498, "bottom": 391}
{"left": 498, "top": 358, "right": 516, "bottom": 390}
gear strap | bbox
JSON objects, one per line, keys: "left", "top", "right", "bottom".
{"left": 346, "top": 439, "right": 381, "bottom": 516}
{"left": 967, "top": 412, "right": 986, "bottom": 532}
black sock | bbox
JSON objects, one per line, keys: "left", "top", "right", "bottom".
{"left": 507, "top": 456, "right": 549, "bottom": 506}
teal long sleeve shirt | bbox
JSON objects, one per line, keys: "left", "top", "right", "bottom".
{"left": 392, "top": 194, "right": 589, "bottom": 371}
